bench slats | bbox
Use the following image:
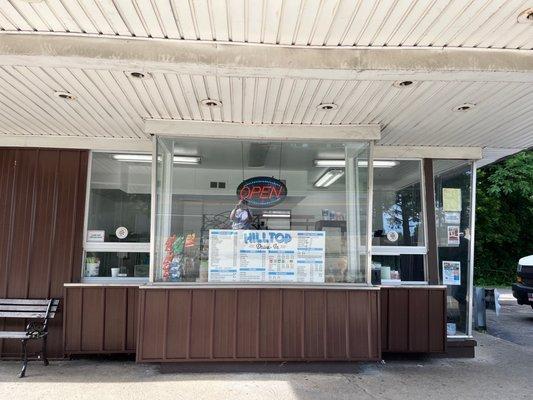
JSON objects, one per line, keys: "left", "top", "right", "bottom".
{"left": 0, "top": 305, "right": 58, "bottom": 312}
{"left": 0, "top": 312, "right": 56, "bottom": 319}
{"left": 0, "top": 299, "right": 59, "bottom": 306}
{"left": 0, "top": 331, "right": 30, "bottom": 339}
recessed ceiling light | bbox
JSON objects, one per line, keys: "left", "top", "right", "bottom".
{"left": 316, "top": 103, "right": 338, "bottom": 111}
{"left": 517, "top": 8, "right": 533, "bottom": 24}
{"left": 54, "top": 91, "right": 76, "bottom": 100}
{"left": 393, "top": 80, "right": 414, "bottom": 88}
{"left": 200, "top": 99, "right": 222, "bottom": 108}
{"left": 452, "top": 103, "right": 476, "bottom": 112}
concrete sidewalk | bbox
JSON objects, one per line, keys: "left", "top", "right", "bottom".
{"left": 0, "top": 332, "right": 531, "bottom": 400}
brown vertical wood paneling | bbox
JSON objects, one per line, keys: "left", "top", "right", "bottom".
{"left": 381, "top": 287, "right": 446, "bottom": 354}
{"left": 408, "top": 289, "right": 429, "bottom": 352}
{"left": 0, "top": 148, "right": 87, "bottom": 359}
{"left": 380, "top": 288, "right": 389, "bottom": 351}
{"left": 81, "top": 288, "right": 104, "bottom": 351}
{"left": 325, "top": 291, "right": 347, "bottom": 358}
{"left": 126, "top": 288, "right": 138, "bottom": 351}
{"left": 347, "top": 291, "right": 373, "bottom": 359}
{"left": 64, "top": 287, "right": 82, "bottom": 352}
{"left": 104, "top": 288, "right": 127, "bottom": 351}
{"left": 137, "top": 288, "right": 382, "bottom": 362}
{"left": 259, "top": 290, "right": 281, "bottom": 358}
{"left": 235, "top": 290, "right": 259, "bottom": 358}
{"left": 387, "top": 289, "right": 409, "bottom": 352}
{"left": 212, "top": 290, "right": 236, "bottom": 358}
{"left": 281, "top": 290, "right": 304, "bottom": 358}
{"left": 140, "top": 290, "right": 166, "bottom": 359}
{"left": 165, "top": 290, "right": 190, "bottom": 359}
{"left": 423, "top": 159, "right": 439, "bottom": 285}
{"left": 428, "top": 289, "right": 446, "bottom": 352}
{"left": 189, "top": 290, "right": 214, "bottom": 358}
{"left": 303, "top": 290, "right": 325, "bottom": 358}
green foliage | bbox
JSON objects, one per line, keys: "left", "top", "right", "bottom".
{"left": 475, "top": 150, "right": 533, "bottom": 286}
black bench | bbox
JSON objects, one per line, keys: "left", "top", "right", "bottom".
{"left": 0, "top": 298, "right": 59, "bottom": 377}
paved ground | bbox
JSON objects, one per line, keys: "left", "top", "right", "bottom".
{"left": 1, "top": 298, "right": 531, "bottom": 400}
{"left": 486, "top": 289, "right": 533, "bottom": 349}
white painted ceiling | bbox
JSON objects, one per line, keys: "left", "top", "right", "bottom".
{"left": 0, "top": 0, "right": 531, "bottom": 49}
{"left": 0, "top": 1, "right": 531, "bottom": 154}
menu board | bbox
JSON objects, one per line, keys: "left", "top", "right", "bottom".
{"left": 208, "top": 230, "right": 325, "bottom": 283}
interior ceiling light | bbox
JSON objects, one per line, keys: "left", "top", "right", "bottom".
{"left": 314, "top": 169, "right": 345, "bottom": 188}
{"left": 314, "top": 159, "right": 398, "bottom": 168}
{"left": 54, "top": 91, "right": 76, "bottom": 100}
{"left": 200, "top": 99, "right": 222, "bottom": 108}
{"left": 452, "top": 103, "right": 476, "bottom": 112}
{"left": 262, "top": 210, "right": 291, "bottom": 219}
{"left": 113, "top": 154, "right": 201, "bottom": 164}
{"left": 393, "top": 80, "right": 414, "bottom": 88}
{"left": 517, "top": 8, "right": 533, "bottom": 24}
{"left": 316, "top": 103, "right": 338, "bottom": 111}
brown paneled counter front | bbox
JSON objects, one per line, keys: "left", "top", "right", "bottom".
{"left": 136, "top": 286, "right": 382, "bottom": 362}
{"left": 63, "top": 284, "right": 447, "bottom": 361}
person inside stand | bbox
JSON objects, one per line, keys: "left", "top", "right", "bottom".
{"left": 230, "top": 199, "right": 253, "bottom": 230}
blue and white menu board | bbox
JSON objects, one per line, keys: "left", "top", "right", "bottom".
{"left": 208, "top": 230, "right": 325, "bottom": 283}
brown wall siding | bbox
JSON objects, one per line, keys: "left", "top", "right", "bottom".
{"left": 137, "top": 288, "right": 381, "bottom": 362}
{"left": 0, "top": 148, "right": 88, "bottom": 358}
{"left": 64, "top": 286, "right": 138, "bottom": 354}
{"left": 380, "top": 287, "right": 446, "bottom": 353}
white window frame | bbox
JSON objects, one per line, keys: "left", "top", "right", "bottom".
{"left": 81, "top": 150, "right": 151, "bottom": 283}
{"left": 371, "top": 158, "right": 428, "bottom": 283}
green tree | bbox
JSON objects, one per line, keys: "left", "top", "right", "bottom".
{"left": 475, "top": 150, "right": 533, "bottom": 286}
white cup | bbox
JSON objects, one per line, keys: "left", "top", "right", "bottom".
{"left": 111, "top": 267, "right": 120, "bottom": 278}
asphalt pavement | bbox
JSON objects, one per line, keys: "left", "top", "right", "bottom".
{"left": 0, "top": 293, "right": 531, "bottom": 400}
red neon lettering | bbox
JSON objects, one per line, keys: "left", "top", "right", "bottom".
{"left": 250, "top": 186, "right": 262, "bottom": 198}
{"left": 259, "top": 186, "right": 272, "bottom": 199}
{"left": 239, "top": 186, "right": 250, "bottom": 199}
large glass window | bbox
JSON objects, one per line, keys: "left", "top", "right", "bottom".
{"left": 371, "top": 159, "right": 426, "bottom": 284}
{"left": 434, "top": 161, "right": 474, "bottom": 336}
{"left": 153, "top": 137, "right": 370, "bottom": 284}
{"left": 83, "top": 152, "right": 151, "bottom": 281}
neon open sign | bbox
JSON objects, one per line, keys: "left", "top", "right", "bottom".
{"left": 236, "top": 176, "right": 287, "bottom": 208}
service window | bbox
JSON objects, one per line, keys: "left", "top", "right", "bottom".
{"left": 82, "top": 152, "right": 151, "bottom": 281}
{"left": 153, "top": 137, "right": 371, "bottom": 285}
{"left": 371, "top": 159, "right": 427, "bottom": 284}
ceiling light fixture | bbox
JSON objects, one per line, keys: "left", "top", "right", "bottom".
{"left": 452, "top": 103, "right": 476, "bottom": 112}
{"left": 316, "top": 103, "right": 338, "bottom": 111}
{"left": 200, "top": 99, "right": 222, "bottom": 108}
{"left": 261, "top": 210, "right": 291, "bottom": 219}
{"left": 314, "top": 169, "right": 345, "bottom": 188}
{"left": 314, "top": 159, "right": 398, "bottom": 168}
{"left": 393, "top": 80, "right": 414, "bottom": 88}
{"left": 112, "top": 154, "right": 201, "bottom": 164}
{"left": 517, "top": 8, "right": 533, "bottom": 24}
{"left": 54, "top": 91, "right": 76, "bottom": 100}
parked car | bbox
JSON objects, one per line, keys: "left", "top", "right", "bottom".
{"left": 512, "top": 255, "right": 533, "bottom": 309}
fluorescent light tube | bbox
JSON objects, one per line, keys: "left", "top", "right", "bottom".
{"left": 314, "top": 159, "right": 345, "bottom": 167}
{"left": 112, "top": 154, "right": 152, "bottom": 162}
{"left": 314, "top": 159, "right": 398, "bottom": 168}
{"left": 112, "top": 154, "right": 201, "bottom": 164}
{"left": 314, "top": 169, "right": 344, "bottom": 187}
{"left": 173, "top": 156, "right": 201, "bottom": 164}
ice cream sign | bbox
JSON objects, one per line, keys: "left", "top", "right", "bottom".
{"left": 236, "top": 176, "right": 287, "bottom": 208}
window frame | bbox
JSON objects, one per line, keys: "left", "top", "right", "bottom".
{"left": 81, "top": 150, "right": 151, "bottom": 283}
{"left": 371, "top": 158, "right": 428, "bottom": 283}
